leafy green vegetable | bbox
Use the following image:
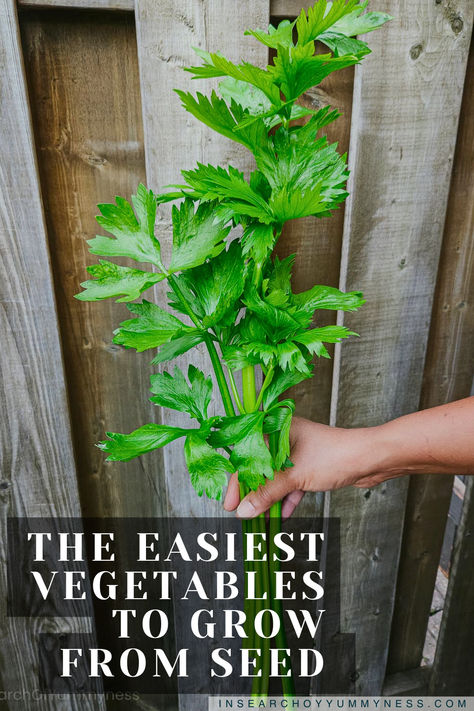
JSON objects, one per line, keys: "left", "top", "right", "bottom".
{"left": 99, "top": 424, "right": 188, "bottom": 461}
{"left": 151, "top": 331, "right": 205, "bottom": 364}
{"left": 82, "top": 7, "right": 390, "bottom": 697}
{"left": 329, "top": 4, "right": 392, "bottom": 37}
{"left": 184, "top": 432, "right": 233, "bottom": 499}
{"left": 168, "top": 241, "right": 246, "bottom": 329}
{"left": 169, "top": 198, "right": 230, "bottom": 272}
{"left": 177, "top": 163, "right": 274, "bottom": 223}
{"left": 295, "top": 0, "right": 360, "bottom": 45}
{"left": 113, "top": 300, "right": 190, "bottom": 351}
{"left": 229, "top": 412, "right": 274, "bottom": 490}
{"left": 244, "top": 19, "right": 296, "bottom": 50}
{"left": 75, "top": 260, "right": 164, "bottom": 303}
{"left": 150, "top": 365, "right": 212, "bottom": 421}
{"left": 269, "top": 48, "right": 360, "bottom": 102}
{"left": 88, "top": 184, "right": 162, "bottom": 267}
{"left": 263, "top": 366, "right": 314, "bottom": 409}
{"left": 241, "top": 222, "right": 276, "bottom": 263}
{"left": 208, "top": 412, "right": 263, "bottom": 448}
{"left": 294, "top": 284, "right": 365, "bottom": 312}
{"left": 185, "top": 48, "right": 281, "bottom": 104}
{"left": 81, "top": 2, "right": 388, "bottom": 511}
{"left": 175, "top": 89, "right": 268, "bottom": 153}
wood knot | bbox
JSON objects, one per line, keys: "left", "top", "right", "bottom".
{"left": 410, "top": 43, "right": 423, "bottom": 60}
{"left": 451, "top": 15, "right": 463, "bottom": 33}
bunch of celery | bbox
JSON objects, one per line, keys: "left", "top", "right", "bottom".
{"left": 77, "top": 0, "right": 390, "bottom": 695}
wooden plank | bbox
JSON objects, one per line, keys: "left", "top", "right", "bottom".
{"left": 135, "top": 0, "right": 269, "bottom": 518}
{"left": 20, "top": 9, "right": 166, "bottom": 520}
{"left": 135, "top": 3, "right": 269, "bottom": 707}
{"left": 0, "top": 2, "right": 104, "bottom": 708}
{"left": 17, "top": 0, "right": 303, "bottom": 13}
{"left": 277, "top": 50, "right": 354, "bottom": 429}
{"left": 327, "top": 0, "right": 473, "bottom": 694}
{"left": 430, "top": 478, "right": 474, "bottom": 693}
{"left": 383, "top": 666, "right": 431, "bottom": 696}
{"left": 274, "top": 38, "right": 354, "bottom": 520}
{"left": 387, "top": 37, "right": 474, "bottom": 674}
{"left": 18, "top": 0, "right": 134, "bottom": 9}
{"left": 271, "top": 0, "right": 313, "bottom": 15}
{"left": 20, "top": 11, "right": 174, "bottom": 709}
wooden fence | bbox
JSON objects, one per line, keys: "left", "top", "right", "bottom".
{"left": 0, "top": 0, "right": 473, "bottom": 708}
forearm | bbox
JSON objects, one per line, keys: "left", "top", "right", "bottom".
{"left": 224, "top": 397, "right": 474, "bottom": 518}
{"left": 369, "top": 397, "right": 474, "bottom": 479}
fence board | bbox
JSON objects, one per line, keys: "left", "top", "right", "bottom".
{"left": 0, "top": 2, "right": 104, "bottom": 708}
{"left": 19, "top": 12, "right": 177, "bottom": 709}
{"left": 277, "top": 56, "right": 354, "bottom": 428}
{"left": 17, "top": 0, "right": 289, "bottom": 11}
{"left": 275, "top": 40, "right": 354, "bottom": 520}
{"left": 327, "top": 0, "right": 473, "bottom": 694}
{"left": 388, "top": 37, "right": 474, "bottom": 675}
{"left": 18, "top": 0, "right": 133, "bottom": 8}
{"left": 430, "top": 477, "right": 474, "bottom": 693}
{"left": 135, "top": 0, "right": 269, "bottom": 519}
{"left": 20, "top": 10, "right": 165, "bottom": 521}
{"left": 271, "top": 0, "right": 312, "bottom": 15}
{"left": 135, "top": 3, "right": 269, "bottom": 707}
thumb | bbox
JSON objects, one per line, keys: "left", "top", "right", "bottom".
{"left": 236, "top": 472, "right": 293, "bottom": 519}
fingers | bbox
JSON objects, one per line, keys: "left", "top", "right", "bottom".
{"left": 281, "top": 490, "right": 304, "bottom": 519}
{"left": 235, "top": 471, "right": 294, "bottom": 519}
{"left": 223, "top": 471, "right": 240, "bottom": 511}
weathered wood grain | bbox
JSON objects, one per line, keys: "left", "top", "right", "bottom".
{"left": 135, "top": 3, "right": 269, "bottom": 707}
{"left": 20, "top": 10, "right": 167, "bottom": 520}
{"left": 383, "top": 666, "right": 431, "bottom": 696}
{"left": 327, "top": 0, "right": 473, "bottom": 694}
{"left": 430, "top": 478, "right": 474, "bottom": 693}
{"left": 18, "top": 0, "right": 134, "bottom": 8}
{"left": 277, "top": 51, "right": 354, "bottom": 428}
{"left": 271, "top": 0, "right": 313, "bottom": 15}
{"left": 388, "top": 37, "right": 474, "bottom": 674}
{"left": 135, "top": 0, "right": 269, "bottom": 520}
{"left": 0, "top": 2, "right": 104, "bottom": 708}
{"left": 17, "top": 0, "right": 288, "bottom": 12}
{"left": 20, "top": 14, "right": 174, "bottom": 707}
{"left": 273, "top": 35, "right": 354, "bottom": 521}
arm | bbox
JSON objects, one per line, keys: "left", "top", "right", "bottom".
{"left": 223, "top": 397, "right": 474, "bottom": 519}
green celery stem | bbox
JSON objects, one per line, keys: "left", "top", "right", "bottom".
{"left": 204, "top": 335, "right": 235, "bottom": 417}
{"left": 268, "top": 434, "right": 295, "bottom": 697}
{"left": 241, "top": 365, "right": 272, "bottom": 696}
{"left": 167, "top": 273, "right": 235, "bottom": 418}
{"left": 242, "top": 365, "right": 257, "bottom": 413}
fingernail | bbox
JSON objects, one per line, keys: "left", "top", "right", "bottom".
{"left": 236, "top": 499, "right": 256, "bottom": 519}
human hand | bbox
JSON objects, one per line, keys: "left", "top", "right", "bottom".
{"left": 223, "top": 416, "right": 392, "bottom": 519}
{"left": 224, "top": 398, "right": 474, "bottom": 519}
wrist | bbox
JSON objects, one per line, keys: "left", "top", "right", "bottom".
{"left": 349, "top": 425, "right": 399, "bottom": 481}
{"left": 367, "top": 420, "right": 422, "bottom": 479}
{"left": 339, "top": 423, "right": 411, "bottom": 485}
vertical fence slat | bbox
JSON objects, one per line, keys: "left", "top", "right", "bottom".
{"left": 134, "top": 3, "right": 269, "bottom": 708}
{"left": 328, "top": 0, "right": 473, "bottom": 694}
{"left": 275, "top": 40, "right": 355, "bottom": 520}
{"left": 430, "top": 477, "right": 474, "bottom": 693}
{"left": 19, "top": 9, "right": 162, "bottom": 520}
{"left": 134, "top": 0, "right": 269, "bottom": 520}
{"left": 388, "top": 36, "right": 474, "bottom": 675}
{"left": 0, "top": 2, "right": 104, "bottom": 708}
{"left": 276, "top": 52, "right": 355, "bottom": 428}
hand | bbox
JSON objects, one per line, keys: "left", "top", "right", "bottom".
{"left": 223, "top": 397, "right": 474, "bottom": 519}
{"left": 223, "top": 416, "right": 391, "bottom": 519}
